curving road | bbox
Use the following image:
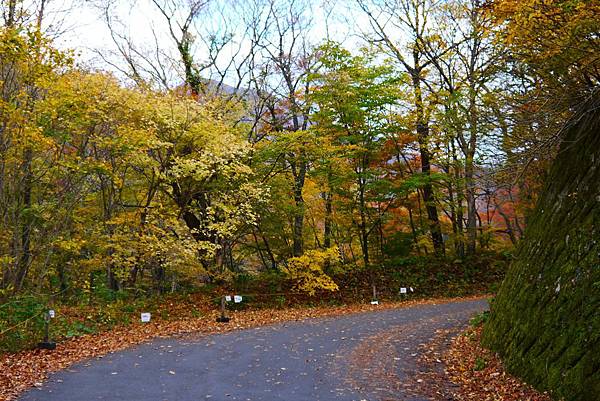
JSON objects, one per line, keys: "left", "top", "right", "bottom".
{"left": 19, "top": 299, "right": 487, "bottom": 401}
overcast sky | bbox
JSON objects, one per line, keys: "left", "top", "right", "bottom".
{"left": 37, "top": 0, "right": 368, "bottom": 87}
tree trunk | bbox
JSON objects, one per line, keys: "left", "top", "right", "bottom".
{"left": 412, "top": 71, "right": 445, "bottom": 255}
{"left": 451, "top": 138, "right": 465, "bottom": 258}
{"left": 323, "top": 191, "right": 332, "bottom": 250}
{"left": 465, "top": 88, "right": 478, "bottom": 255}
{"left": 14, "top": 148, "right": 32, "bottom": 292}
{"left": 323, "top": 186, "right": 333, "bottom": 272}
{"left": 465, "top": 158, "right": 477, "bottom": 254}
{"left": 5, "top": 0, "right": 17, "bottom": 26}
{"left": 291, "top": 160, "right": 306, "bottom": 257}
{"left": 407, "top": 204, "right": 420, "bottom": 255}
{"left": 358, "top": 173, "right": 369, "bottom": 269}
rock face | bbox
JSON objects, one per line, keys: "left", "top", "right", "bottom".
{"left": 483, "top": 99, "right": 600, "bottom": 401}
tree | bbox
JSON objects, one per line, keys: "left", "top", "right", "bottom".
{"left": 309, "top": 42, "right": 401, "bottom": 269}
{"left": 97, "top": 0, "right": 252, "bottom": 97}
{"left": 429, "top": 0, "right": 504, "bottom": 256}
{"left": 247, "top": 0, "right": 318, "bottom": 258}
{"left": 0, "top": 24, "right": 73, "bottom": 291}
{"left": 356, "top": 0, "right": 447, "bottom": 255}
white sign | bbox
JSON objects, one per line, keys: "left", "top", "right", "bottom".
{"left": 225, "top": 295, "right": 232, "bottom": 302}
{"left": 141, "top": 313, "right": 151, "bottom": 323}
{"left": 370, "top": 300, "right": 379, "bottom": 305}
{"left": 48, "top": 310, "right": 55, "bottom": 318}
{"left": 400, "top": 287, "right": 407, "bottom": 294}
{"left": 233, "top": 295, "right": 242, "bottom": 303}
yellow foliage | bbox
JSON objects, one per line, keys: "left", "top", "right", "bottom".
{"left": 283, "top": 248, "right": 340, "bottom": 296}
{"left": 490, "top": 0, "right": 600, "bottom": 86}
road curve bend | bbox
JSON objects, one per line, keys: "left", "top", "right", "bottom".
{"left": 19, "top": 299, "right": 487, "bottom": 401}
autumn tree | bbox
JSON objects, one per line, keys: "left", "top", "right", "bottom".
{"left": 430, "top": 0, "right": 506, "bottom": 255}
{"left": 0, "top": 12, "right": 74, "bottom": 292}
{"left": 356, "top": 0, "right": 447, "bottom": 255}
{"left": 246, "top": 0, "right": 318, "bottom": 258}
{"left": 309, "top": 42, "right": 401, "bottom": 269}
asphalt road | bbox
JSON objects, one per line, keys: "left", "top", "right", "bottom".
{"left": 19, "top": 299, "right": 487, "bottom": 401}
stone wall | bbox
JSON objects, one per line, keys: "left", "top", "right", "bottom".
{"left": 482, "top": 98, "right": 600, "bottom": 401}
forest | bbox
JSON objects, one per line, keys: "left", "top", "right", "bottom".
{"left": 0, "top": 0, "right": 598, "bottom": 400}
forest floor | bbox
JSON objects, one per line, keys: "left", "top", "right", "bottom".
{"left": 2, "top": 294, "right": 552, "bottom": 401}
{"left": 419, "top": 324, "right": 553, "bottom": 401}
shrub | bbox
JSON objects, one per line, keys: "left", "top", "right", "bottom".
{"left": 283, "top": 248, "right": 340, "bottom": 296}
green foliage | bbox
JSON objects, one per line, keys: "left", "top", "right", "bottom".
{"left": 473, "top": 356, "right": 486, "bottom": 371}
{"left": 470, "top": 311, "right": 490, "bottom": 327}
{"left": 383, "top": 232, "right": 415, "bottom": 259}
{"left": 62, "top": 321, "right": 96, "bottom": 338}
{"left": 0, "top": 297, "right": 47, "bottom": 352}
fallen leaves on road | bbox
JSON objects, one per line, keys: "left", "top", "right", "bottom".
{"left": 0, "top": 295, "right": 485, "bottom": 401}
{"left": 417, "top": 325, "right": 553, "bottom": 401}
{"left": 444, "top": 325, "right": 553, "bottom": 401}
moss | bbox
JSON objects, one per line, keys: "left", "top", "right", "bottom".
{"left": 482, "top": 99, "right": 600, "bottom": 401}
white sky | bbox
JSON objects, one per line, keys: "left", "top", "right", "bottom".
{"left": 39, "top": 0, "right": 370, "bottom": 87}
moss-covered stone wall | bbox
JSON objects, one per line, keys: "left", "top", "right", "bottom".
{"left": 482, "top": 102, "right": 600, "bottom": 401}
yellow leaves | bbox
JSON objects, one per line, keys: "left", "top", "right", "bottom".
{"left": 491, "top": 0, "right": 600, "bottom": 85}
{"left": 0, "top": 26, "right": 264, "bottom": 289}
{"left": 104, "top": 212, "right": 206, "bottom": 281}
{"left": 55, "top": 238, "right": 87, "bottom": 253}
{"left": 282, "top": 248, "right": 340, "bottom": 295}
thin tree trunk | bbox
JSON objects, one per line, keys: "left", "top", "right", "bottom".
{"left": 451, "top": 138, "right": 465, "bottom": 258}
{"left": 407, "top": 204, "right": 421, "bottom": 255}
{"left": 358, "top": 175, "right": 369, "bottom": 268}
{"left": 14, "top": 148, "right": 32, "bottom": 292}
{"left": 323, "top": 180, "right": 333, "bottom": 271}
{"left": 412, "top": 70, "right": 445, "bottom": 255}
{"left": 324, "top": 192, "right": 332, "bottom": 249}
{"left": 291, "top": 160, "right": 306, "bottom": 257}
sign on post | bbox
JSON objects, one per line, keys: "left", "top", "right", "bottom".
{"left": 233, "top": 295, "right": 242, "bottom": 303}
{"left": 140, "top": 312, "right": 151, "bottom": 323}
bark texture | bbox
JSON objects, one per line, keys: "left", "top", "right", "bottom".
{"left": 482, "top": 99, "right": 600, "bottom": 401}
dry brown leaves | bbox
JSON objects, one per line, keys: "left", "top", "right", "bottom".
{"left": 418, "top": 325, "right": 554, "bottom": 401}
{"left": 0, "top": 295, "right": 484, "bottom": 401}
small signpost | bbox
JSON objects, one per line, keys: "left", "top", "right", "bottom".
{"left": 371, "top": 284, "right": 379, "bottom": 305}
{"left": 38, "top": 310, "right": 56, "bottom": 350}
{"left": 399, "top": 287, "right": 415, "bottom": 298}
{"left": 216, "top": 296, "right": 230, "bottom": 323}
{"left": 141, "top": 313, "right": 151, "bottom": 323}
{"left": 217, "top": 295, "right": 244, "bottom": 322}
